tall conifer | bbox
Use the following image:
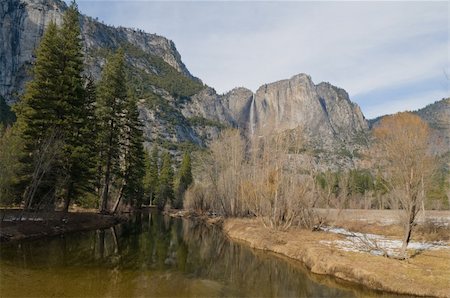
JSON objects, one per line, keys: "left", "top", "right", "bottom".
{"left": 174, "top": 152, "right": 193, "bottom": 209}
{"left": 122, "top": 95, "right": 146, "bottom": 209}
{"left": 157, "top": 152, "right": 174, "bottom": 210}
{"left": 96, "top": 49, "right": 127, "bottom": 213}
{"left": 144, "top": 146, "right": 159, "bottom": 205}
{"left": 60, "top": 1, "right": 96, "bottom": 211}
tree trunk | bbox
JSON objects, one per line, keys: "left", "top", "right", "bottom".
{"left": 63, "top": 182, "right": 73, "bottom": 214}
{"left": 400, "top": 222, "right": 412, "bottom": 258}
{"left": 100, "top": 121, "right": 115, "bottom": 214}
{"left": 100, "top": 147, "right": 112, "bottom": 213}
{"left": 112, "top": 184, "right": 124, "bottom": 214}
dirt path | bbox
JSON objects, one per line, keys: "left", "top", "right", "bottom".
{"left": 224, "top": 218, "right": 450, "bottom": 298}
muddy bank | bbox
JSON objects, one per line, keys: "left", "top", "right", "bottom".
{"left": 0, "top": 210, "right": 124, "bottom": 242}
{"left": 223, "top": 218, "right": 450, "bottom": 298}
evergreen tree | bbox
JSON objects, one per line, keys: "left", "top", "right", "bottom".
{"left": 156, "top": 152, "right": 174, "bottom": 210}
{"left": 96, "top": 49, "right": 127, "bottom": 213}
{"left": 15, "top": 2, "right": 95, "bottom": 211}
{"left": 60, "top": 2, "right": 97, "bottom": 211}
{"left": 0, "top": 96, "right": 15, "bottom": 126}
{"left": 15, "top": 21, "right": 66, "bottom": 209}
{"left": 174, "top": 151, "right": 193, "bottom": 209}
{"left": 121, "top": 94, "right": 146, "bottom": 209}
{"left": 0, "top": 125, "right": 24, "bottom": 205}
{"left": 144, "top": 146, "right": 159, "bottom": 205}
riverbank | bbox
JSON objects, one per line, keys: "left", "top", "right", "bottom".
{"left": 0, "top": 209, "right": 124, "bottom": 242}
{"left": 223, "top": 218, "right": 450, "bottom": 298}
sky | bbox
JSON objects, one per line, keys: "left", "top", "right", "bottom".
{"left": 71, "top": 0, "right": 449, "bottom": 119}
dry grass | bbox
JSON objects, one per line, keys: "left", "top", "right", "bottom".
{"left": 224, "top": 218, "right": 450, "bottom": 297}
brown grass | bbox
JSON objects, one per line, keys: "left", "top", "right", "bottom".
{"left": 224, "top": 218, "right": 450, "bottom": 297}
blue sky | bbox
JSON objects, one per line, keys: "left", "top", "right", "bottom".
{"left": 71, "top": 0, "right": 448, "bottom": 119}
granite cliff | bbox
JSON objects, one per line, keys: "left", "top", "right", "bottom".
{"left": 3, "top": 0, "right": 444, "bottom": 167}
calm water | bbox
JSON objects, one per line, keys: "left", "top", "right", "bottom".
{"left": 0, "top": 211, "right": 399, "bottom": 297}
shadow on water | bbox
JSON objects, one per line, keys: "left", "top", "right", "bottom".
{"left": 0, "top": 210, "right": 411, "bottom": 297}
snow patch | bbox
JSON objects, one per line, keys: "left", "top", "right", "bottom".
{"left": 320, "top": 226, "right": 450, "bottom": 257}
{"left": 2, "top": 216, "right": 44, "bottom": 222}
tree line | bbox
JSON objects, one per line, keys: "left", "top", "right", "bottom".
{"left": 184, "top": 113, "right": 447, "bottom": 258}
{"left": 0, "top": 1, "right": 192, "bottom": 213}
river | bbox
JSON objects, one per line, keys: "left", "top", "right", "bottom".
{"left": 0, "top": 210, "right": 399, "bottom": 297}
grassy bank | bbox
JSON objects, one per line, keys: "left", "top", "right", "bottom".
{"left": 223, "top": 218, "right": 450, "bottom": 298}
{"left": 0, "top": 209, "right": 124, "bottom": 242}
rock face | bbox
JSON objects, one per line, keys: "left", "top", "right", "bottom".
{"left": 0, "top": 0, "right": 193, "bottom": 104}
{"left": 248, "top": 74, "right": 369, "bottom": 150}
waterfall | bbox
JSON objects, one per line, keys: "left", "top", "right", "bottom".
{"left": 249, "top": 95, "right": 255, "bottom": 135}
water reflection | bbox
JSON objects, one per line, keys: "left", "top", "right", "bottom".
{"left": 0, "top": 211, "right": 399, "bottom": 297}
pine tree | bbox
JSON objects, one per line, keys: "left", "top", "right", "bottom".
{"left": 15, "top": 21, "right": 66, "bottom": 209}
{"left": 174, "top": 152, "right": 193, "bottom": 209}
{"left": 60, "top": 2, "right": 96, "bottom": 211}
{"left": 144, "top": 146, "right": 159, "bottom": 205}
{"left": 96, "top": 49, "right": 127, "bottom": 213}
{"left": 113, "top": 94, "right": 146, "bottom": 212}
{"left": 157, "top": 152, "right": 174, "bottom": 210}
{"left": 15, "top": 2, "right": 95, "bottom": 211}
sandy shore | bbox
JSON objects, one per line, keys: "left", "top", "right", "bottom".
{"left": 223, "top": 218, "right": 450, "bottom": 298}
{"left": 0, "top": 209, "right": 124, "bottom": 242}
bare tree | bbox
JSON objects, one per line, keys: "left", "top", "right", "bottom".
{"left": 243, "top": 126, "right": 317, "bottom": 230}
{"left": 22, "top": 129, "right": 63, "bottom": 211}
{"left": 372, "top": 112, "right": 437, "bottom": 258}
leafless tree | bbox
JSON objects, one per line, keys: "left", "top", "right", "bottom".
{"left": 22, "top": 128, "right": 63, "bottom": 212}
{"left": 372, "top": 112, "right": 437, "bottom": 258}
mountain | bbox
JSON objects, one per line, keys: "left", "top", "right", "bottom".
{"left": 415, "top": 98, "right": 450, "bottom": 154}
{"left": 2, "top": 0, "right": 421, "bottom": 167}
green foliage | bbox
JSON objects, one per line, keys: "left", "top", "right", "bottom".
{"left": 96, "top": 49, "right": 128, "bottom": 212}
{"left": 60, "top": 2, "right": 98, "bottom": 204}
{"left": 426, "top": 166, "right": 449, "bottom": 209}
{"left": 348, "top": 169, "right": 374, "bottom": 195}
{"left": 122, "top": 95, "right": 146, "bottom": 207}
{"left": 187, "top": 116, "right": 227, "bottom": 129}
{"left": 317, "top": 169, "right": 376, "bottom": 197}
{"left": 174, "top": 152, "right": 193, "bottom": 209}
{"left": 14, "top": 2, "right": 96, "bottom": 210}
{"left": 0, "top": 96, "right": 15, "bottom": 126}
{"left": 144, "top": 146, "right": 160, "bottom": 205}
{"left": 0, "top": 125, "right": 24, "bottom": 205}
{"left": 156, "top": 152, "right": 174, "bottom": 210}
{"left": 122, "top": 43, "right": 203, "bottom": 100}
{"left": 89, "top": 43, "right": 203, "bottom": 101}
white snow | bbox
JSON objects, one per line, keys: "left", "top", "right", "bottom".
{"left": 320, "top": 226, "right": 450, "bottom": 257}
{"left": 2, "top": 216, "right": 44, "bottom": 222}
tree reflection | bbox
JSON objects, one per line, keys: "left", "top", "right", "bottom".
{"left": 0, "top": 211, "right": 365, "bottom": 297}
